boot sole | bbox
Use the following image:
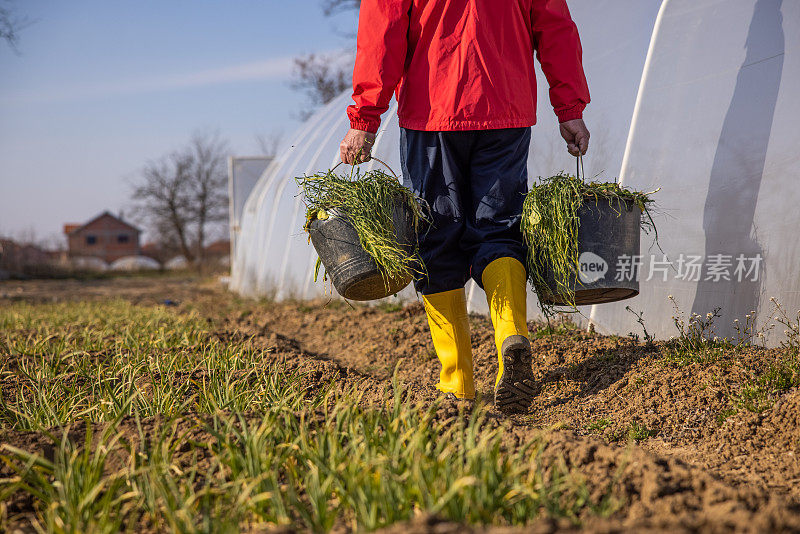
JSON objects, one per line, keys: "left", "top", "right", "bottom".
{"left": 495, "top": 335, "right": 535, "bottom": 413}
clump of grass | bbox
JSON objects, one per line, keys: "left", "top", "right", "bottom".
{"left": 716, "top": 407, "right": 738, "bottom": 425}
{"left": 2, "top": 377, "right": 621, "bottom": 531}
{"left": 625, "top": 421, "right": 654, "bottom": 441}
{"left": 625, "top": 306, "right": 656, "bottom": 347}
{"left": 736, "top": 356, "right": 800, "bottom": 413}
{"left": 377, "top": 300, "right": 404, "bottom": 313}
{"left": 587, "top": 418, "right": 612, "bottom": 433}
{"left": 770, "top": 297, "right": 800, "bottom": 355}
{"left": 597, "top": 420, "right": 654, "bottom": 442}
{"left": 530, "top": 315, "right": 581, "bottom": 339}
{"left": 205, "top": 382, "right": 620, "bottom": 531}
{"left": 298, "top": 167, "right": 428, "bottom": 289}
{"left": 520, "top": 172, "right": 656, "bottom": 316}
{"left": 662, "top": 297, "right": 730, "bottom": 366}
{"left": 0, "top": 425, "right": 129, "bottom": 534}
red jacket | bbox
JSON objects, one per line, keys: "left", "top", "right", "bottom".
{"left": 347, "top": 0, "right": 590, "bottom": 133}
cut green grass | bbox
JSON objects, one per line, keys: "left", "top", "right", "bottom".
{"left": 298, "top": 167, "right": 429, "bottom": 288}
{"left": 520, "top": 172, "right": 657, "bottom": 316}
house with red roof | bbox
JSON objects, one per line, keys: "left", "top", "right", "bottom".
{"left": 63, "top": 211, "right": 141, "bottom": 263}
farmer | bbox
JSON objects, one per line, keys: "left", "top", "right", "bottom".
{"left": 340, "top": 0, "right": 590, "bottom": 412}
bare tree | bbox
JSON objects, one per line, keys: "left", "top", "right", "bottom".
{"left": 290, "top": 53, "right": 352, "bottom": 119}
{"left": 133, "top": 151, "right": 196, "bottom": 262}
{"left": 133, "top": 132, "right": 228, "bottom": 262}
{"left": 1, "top": 1, "right": 31, "bottom": 51}
{"left": 133, "top": 132, "right": 229, "bottom": 264}
{"left": 287, "top": 0, "right": 361, "bottom": 117}
{"left": 187, "top": 131, "right": 228, "bottom": 263}
{"left": 322, "top": 0, "right": 360, "bottom": 16}
{"left": 37, "top": 232, "right": 66, "bottom": 253}
{"left": 12, "top": 225, "right": 37, "bottom": 245}
{"left": 254, "top": 130, "right": 283, "bottom": 158}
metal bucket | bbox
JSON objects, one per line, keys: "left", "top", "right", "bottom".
{"left": 537, "top": 197, "right": 641, "bottom": 306}
{"left": 308, "top": 200, "right": 416, "bottom": 301}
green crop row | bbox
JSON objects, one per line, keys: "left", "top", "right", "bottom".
{"left": 0, "top": 300, "right": 618, "bottom": 532}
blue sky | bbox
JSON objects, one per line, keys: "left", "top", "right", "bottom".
{"left": 0, "top": 0, "right": 358, "bottom": 243}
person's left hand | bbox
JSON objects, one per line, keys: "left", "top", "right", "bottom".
{"left": 559, "top": 119, "right": 590, "bottom": 156}
{"left": 340, "top": 128, "right": 376, "bottom": 165}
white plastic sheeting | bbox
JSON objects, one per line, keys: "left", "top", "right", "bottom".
{"left": 232, "top": 0, "right": 799, "bottom": 347}
{"left": 503, "top": 0, "right": 663, "bottom": 318}
{"left": 165, "top": 256, "right": 189, "bottom": 270}
{"left": 70, "top": 256, "right": 108, "bottom": 271}
{"left": 232, "top": 0, "right": 662, "bottom": 310}
{"left": 110, "top": 256, "right": 160, "bottom": 271}
{"left": 588, "top": 0, "right": 800, "bottom": 346}
{"left": 231, "top": 92, "right": 413, "bottom": 302}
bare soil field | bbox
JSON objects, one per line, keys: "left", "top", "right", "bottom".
{"left": 1, "top": 275, "right": 799, "bottom": 532}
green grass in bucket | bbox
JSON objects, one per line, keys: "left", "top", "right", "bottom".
{"left": 521, "top": 171, "right": 658, "bottom": 316}
{"left": 298, "top": 164, "right": 428, "bottom": 292}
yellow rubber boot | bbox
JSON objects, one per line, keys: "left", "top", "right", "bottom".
{"left": 422, "top": 288, "right": 475, "bottom": 399}
{"left": 482, "top": 257, "right": 535, "bottom": 412}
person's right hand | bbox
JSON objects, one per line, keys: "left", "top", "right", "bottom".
{"left": 340, "top": 128, "right": 376, "bottom": 165}
{"left": 559, "top": 119, "right": 590, "bottom": 156}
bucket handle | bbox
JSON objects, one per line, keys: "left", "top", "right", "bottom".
{"left": 330, "top": 156, "right": 400, "bottom": 181}
{"left": 575, "top": 154, "right": 585, "bottom": 182}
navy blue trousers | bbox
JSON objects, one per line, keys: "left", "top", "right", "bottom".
{"left": 400, "top": 127, "right": 531, "bottom": 295}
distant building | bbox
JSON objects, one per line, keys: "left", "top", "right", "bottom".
{"left": 64, "top": 211, "right": 141, "bottom": 263}
{"left": 204, "top": 239, "right": 230, "bottom": 259}
{"left": 0, "top": 239, "right": 51, "bottom": 274}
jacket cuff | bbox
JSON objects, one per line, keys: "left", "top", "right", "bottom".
{"left": 556, "top": 104, "right": 585, "bottom": 123}
{"left": 349, "top": 119, "right": 380, "bottom": 134}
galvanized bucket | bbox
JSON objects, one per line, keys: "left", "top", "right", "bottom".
{"left": 308, "top": 201, "right": 416, "bottom": 301}
{"left": 306, "top": 158, "right": 417, "bottom": 301}
{"left": 537, "top": 196, "right": 641, "bottom": 306}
